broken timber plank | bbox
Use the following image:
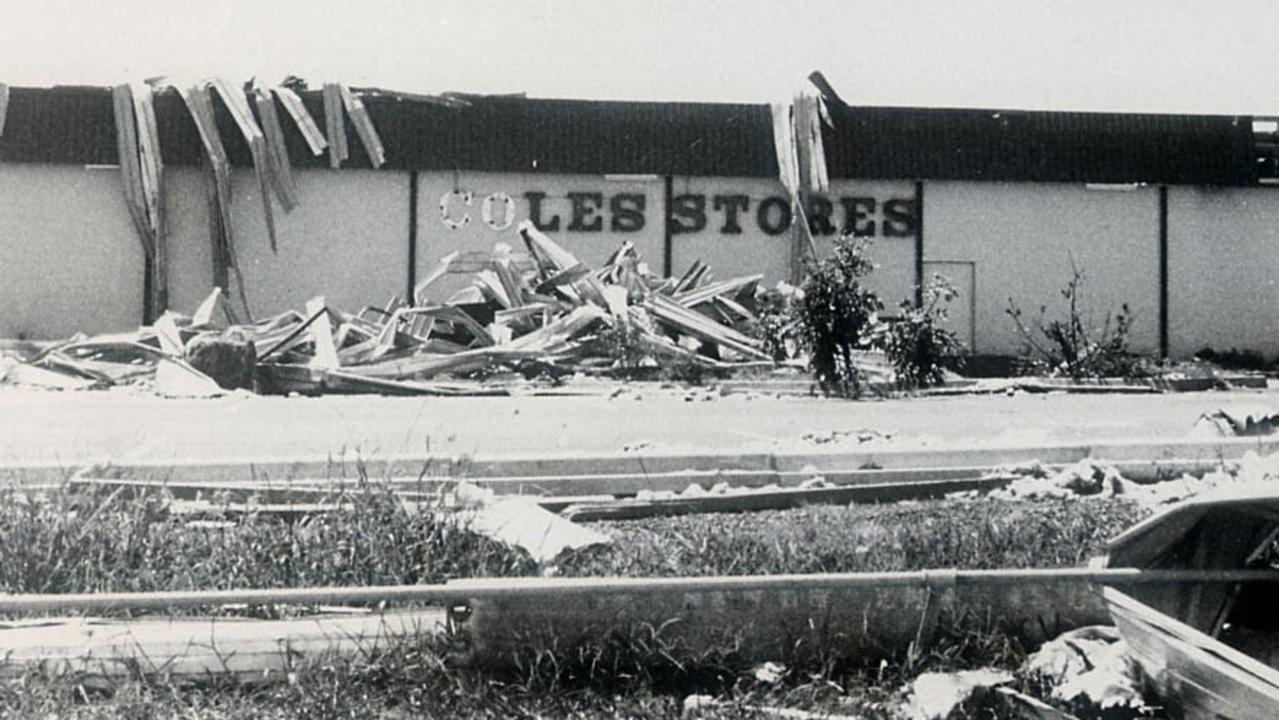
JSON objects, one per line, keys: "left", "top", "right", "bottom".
{"left": 131, "top": 82, "right": 167, "bottom": 318}
{"left": 253, "top": 86, "right": 300, "bottom": 211}
{"left": 208, "top": 77, "right": 278, "bottom": 253}
{"left": 304, "top": 297, "right": 340, "bottom": 369}
{"left": 110, "top": 85, "right": 154, "bottom": 261}
{"left": 338, "top": 84, "right": 385, "bottom": 168}
{"left": 414, "top": 251, "right": 460, "bottom": 305}
{"left": 644, "top": 294, "right": 769, "bottom": 360}
{"left": 171, "top": 82, "right": 252, "bottom": 319}
{"left": 673, "top": 274, "right": 763, "bottom": 308}
{"left": 322, "top": 83, "right": 349, "bottom": 169}
{"left": 273, "top": 86, "right": 328, "bottom": 156}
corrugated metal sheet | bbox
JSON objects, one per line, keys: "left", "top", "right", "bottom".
{"left": 0, "top": 85, "right": 1260, "bottom": 186}
{"left": 824, "top": 105, "right": 1256, "bottom": 185}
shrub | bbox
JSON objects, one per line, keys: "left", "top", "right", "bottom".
{"left": 795, "top": 235, "right": 883, "bottom": 397}
{"left": 1005, "top": 258, "right": 1149, "bottom": 380}
{"left": 749, "top": 285, "right": 802, "bottom": 362}
{"left": 880, "top": 275, "right": 966, "bottom": 389}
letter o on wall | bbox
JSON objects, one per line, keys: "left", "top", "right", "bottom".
{"left": 482, "top": 192, "right": 516, "bottom": 230}
{"left": 439, "top": 190, "right": 472, "bottom": 229}
{"left": 757, "top": 196, "right": 793, "bottom": 236}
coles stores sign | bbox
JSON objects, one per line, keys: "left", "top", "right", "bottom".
{"left": 439, "top": 189, "right": 918, "bottom": 238}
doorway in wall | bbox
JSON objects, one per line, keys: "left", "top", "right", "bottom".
{"left": 922, "top": 260, "right": 976, "bottom": 353}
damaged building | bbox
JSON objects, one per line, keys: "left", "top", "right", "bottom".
{"left": 1, "top": 79, "right": 1277, "bottom": 359}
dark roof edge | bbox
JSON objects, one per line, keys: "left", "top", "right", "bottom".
{"left": 0, "top": 84, "right": 1262, "bottom": 186}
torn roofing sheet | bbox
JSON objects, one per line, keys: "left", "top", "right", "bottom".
{"left": 253, "top": 84, "right": 300, "bottom": 211}
{"left": 207, "top": 77, "right": 278, "bottom": 253}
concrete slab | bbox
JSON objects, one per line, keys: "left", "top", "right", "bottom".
{"left": 2, "top": 386, "right": 1278, "bottom": 482}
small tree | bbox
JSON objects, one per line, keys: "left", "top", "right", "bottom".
{"left": 881, "top": 275, "right": 967, "bottom": 389}
{"left": 1006, "top": 257, "right": 1147, "bottom": 380}
{"left": 796, "top": 235, "right": 883, "bottom": 397}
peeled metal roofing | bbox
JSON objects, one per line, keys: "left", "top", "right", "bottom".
{"left": 0, "top": 85, "right": 1260, "bottom": 186}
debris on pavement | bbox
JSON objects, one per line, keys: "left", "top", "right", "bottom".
{"left": 1196, "top": 408, "right": 1279, "bottom": 437}
{"left": 897, "top": 626, "right": 1151, "bottom": 720}
{"left": 0, "top": 222, "right": 778, "bottom": 397}
{"left": 900, "top": 668, "right": 1014, "bottom": 720}
{"left": 988, "top": 461, "right": 1127, "bottom": 501}
{"left": 982, "top": 459, "right": 1227, "bottom": 508}
{"left": 800, "top": 428, "right": 895, "bottom": 445}
{"left": 451, "top": 482, "right": 611, "bottom": 566}
{"left": 1023, "top": 625, "right": 1147, "bottom": 713}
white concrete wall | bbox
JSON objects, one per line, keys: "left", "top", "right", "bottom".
{"left": 1167, "top": 186, "right": 1279, "bottom": 357}
{"left": 923, "top": 181, "right": 1160, "bottom": 355}
{"left": 166, "top": 168, "right": 410, "bottom": 319}
{"left": 12, "top": 161, "right": 1275, "bottom": 361}
{"left": 0, "top": 164, "right": 143, "bottom": 339}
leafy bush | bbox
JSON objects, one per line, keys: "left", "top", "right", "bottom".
{"left": 795, "top": 235, "right": 883, "bottom": 396}
{"left": 880, "top": 275, "right": 966, "bottom": 389}
{"left": 1006, "top": 258, "right": 1149, "bottom": 380}
{"left": 749, "top": 285, "right": 802, "bottom": 362}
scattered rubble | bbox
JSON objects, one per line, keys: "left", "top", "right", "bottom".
{"left": 450, "top": 482, "right": 610, "bottom": 566}
{"left": 0, "top": 222, "right": 776, "bottom": 397}
{"left": 982, "top": 459, "right": 1234, "bottom": 509}
{"left": 898, "top": 626, "right": 1150, "bottom": 720}
{"left": 901, "top": 668, "right": 1014, "bottom": 720}
{"left": 800, "top": 428, "right": 895, "bottom": 445}
{"left": 1196, "top": 408, "right": 1279, "bottom": 437}
{"left": 1023, "top": 625, "right": 1145, "bottom": 712}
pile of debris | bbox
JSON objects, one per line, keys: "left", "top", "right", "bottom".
{"left": 0, "top": 222, "right": 776, "bottom": 397}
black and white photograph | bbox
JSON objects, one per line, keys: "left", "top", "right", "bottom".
{"left": 1, "top": 1, "right": 1278, "bottom": 717}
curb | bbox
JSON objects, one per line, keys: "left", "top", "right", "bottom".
{"left": 8, "top": 436, "right": 1274, "bottom": 495}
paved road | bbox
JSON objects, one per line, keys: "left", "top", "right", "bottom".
{"left": 2, "top": 385, "right": 1276, "bottom": 472}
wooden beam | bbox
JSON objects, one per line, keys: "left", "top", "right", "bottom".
{"left": 273, "top": 86, "right": 327, "bottom": 156}
{"left": 131, "top": 83, "right": 167, "bottom": 319}
{"left": 304, "top": 297, "right": 340, "bottom": 369}
{"left": 254, "top": 86, "right": 300, "bottom": 211}
{"left": 338, "top": 84, "right": 386, "bottom": 168}
{"left": 208, "top": 78, "right": 279, "bottom": 253}
{"left": 322, "top": 83, "right": 349, "bottom": 169}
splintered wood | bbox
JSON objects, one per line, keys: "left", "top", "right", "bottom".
{"left": 2, "top": 221, "right": 774, "bottom": 396}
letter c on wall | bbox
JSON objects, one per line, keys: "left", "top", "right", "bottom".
{"left": 439, "top": 190, "right": 472, "bottom": 229}
{"left": 482, "top": 192, "right": 515, "bottom": 230}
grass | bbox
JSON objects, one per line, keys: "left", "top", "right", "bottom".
{"left": 0, "top": 484, "right": 536, "bottom": 600}
{"left": 0, "top": 483, "right": 1150, "bottom": 718}
{"left": 558, "top": 497, "right": 1146, "bottom": 577}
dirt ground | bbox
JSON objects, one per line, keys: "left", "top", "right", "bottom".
{"left": 2, "top": 385, "right": 1277, "bottom": 471}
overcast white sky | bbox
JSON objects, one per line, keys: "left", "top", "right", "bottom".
{"left": 0, "top": 0, "right": 1274, "bottom": 115}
